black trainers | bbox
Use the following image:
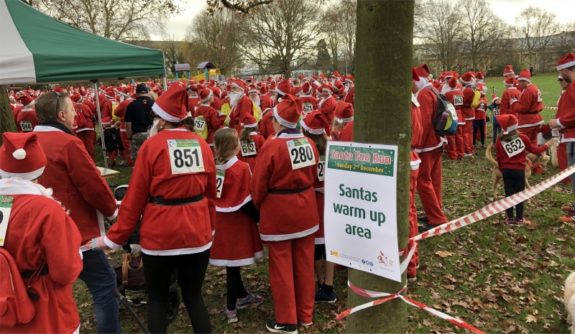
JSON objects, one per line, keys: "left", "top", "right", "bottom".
{"left": 266, "top": 320, "right": 298, "bottom": 334}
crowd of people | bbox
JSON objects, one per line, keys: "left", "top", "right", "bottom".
{"left": 2, "top": 51, "right": 575, "bottom": 334}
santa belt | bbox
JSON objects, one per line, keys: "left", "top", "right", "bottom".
{"left": 149, "top": 194, "right": 204, "bottom": 206}
{"left": 268, "top": 186, "right": 311, "bottom": 195}
{"left": 21, "top": 265, "right": 49, "bottom": 279}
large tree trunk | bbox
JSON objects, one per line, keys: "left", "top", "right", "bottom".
{"left": 0, "top": 87, "right": 16, "bottom": 145}
{"left": 347, "top": 0, "right": 414, "bottom": 333}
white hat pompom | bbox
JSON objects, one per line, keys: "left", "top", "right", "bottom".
{"left": 12, "top": 148, "right": 26, "bottom": 160}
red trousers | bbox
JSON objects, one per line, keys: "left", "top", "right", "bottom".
{"left": 463, "top": 121, "right": 474, "bottom": 154}
{"left": 446, "top": 125, "right": 464, "bottom": 160}
{"left": 559, "top": 143, "right": 570, "bottom": 184}
{"left": 120, "top": 130, "right": 132, "bottom": 164}
{"left": 407, "top": 168, "right": 419, "bottom": 277}
{"left": 416, "top": 149, "right": 447, "bottom": 225}
{"left": 268, "top": 235, "right": 315, "bottom": 324}
{"left": 77, "top": 130, "right": 96, "bottom": 160}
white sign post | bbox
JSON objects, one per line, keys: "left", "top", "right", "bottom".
{"left": 324, "top": 141, "right": 401, "bottom": 282}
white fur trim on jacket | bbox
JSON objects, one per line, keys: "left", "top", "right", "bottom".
{"left": 260, "top": 225, "right": 319, "bottom": 242}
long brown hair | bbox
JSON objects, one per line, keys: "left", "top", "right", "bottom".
{"left": 240, "top": 126, "right": 255, "bottom": 142}
{"left": 302, "top": 129, "right": 327, "bottom": 155}
{"left": 214, "top": 128, "right": 239, "bottom": 164}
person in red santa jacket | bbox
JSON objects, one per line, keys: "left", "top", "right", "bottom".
{"left": 500, "top": 77, "right": 520, "bottom": 115}
{"left": 511, "top": 69, "right": 544, "bottom": 145}
{"left": 111, "top": 92, "right": 134, "bottom": 166}
{"left": 442, "top": 75, "right": 465, "bottom": 160}
{"left": 71, "top": 93, "right": 97, "bottom": 160}
{"left": 460, "top": 71, "right": 477, "bottom": 156}
{"left": 238, "top": 114, "right": 266, "bottom": 173}
{"left": 331, "top": 101, "right": 353, "bottom": 141}
{"left": 258, "top": 107, "right": 276, "bottom": 139}
{"left": 210, "top": 127, "right": 264, "bottom": 324}
{"left": 93, "top": 84, "right": 216, "bottom": 333}
{"left": 300, "top": 110, "right": 336, "bottom": 304}
{"left": 473, "top": 90, "right": 488, "bottom": 149}
{"left": 549, "top": 53, "right": 575, "bottom": 222}
{"left": 194, "top": 88, "right": 225, "bottom": 147}
{"left": 252, "top": 94, "right": 319, "bottom": 333}
{"left": 32, "top": 91, "right": 120, "bottom": 334}
{"left": 298, "top": 82, "right": 318, "bottom": 117}
{"left": 494, "top": 114, "right": 552, "bottom": 225}
{"left": 413, "top": 64, "right": 448, "bottom": 231}
{"left": 0, "top": 132, "right": 83, "bottom": 334}
{"left": 229, "top": 80, "right": 255, "bottom": 133}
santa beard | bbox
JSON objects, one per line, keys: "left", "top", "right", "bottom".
{"left": 250, "top": 95, "right": 261, "bottom": 107}
{"left": 148, "top": 118, "right": 161, "bottom": 138}
{"left": 230, "top": 92, "right": 243, "bottom": 107}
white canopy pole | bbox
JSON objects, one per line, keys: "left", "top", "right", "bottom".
{"left": 93, "top": 81, "right": 108, "bottom": 169}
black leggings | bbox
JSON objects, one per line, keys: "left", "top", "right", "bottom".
{"left": 226, "top": 267, "right": 247, "bottom": 311}
{"left": 473, "top": 120, "right": 486, "bottom": 146}
{"left": 143, "top": 251, "right": 212, "bottom": 334}
{"left": 502, "top": 168, "right": 526, "bottom": 220}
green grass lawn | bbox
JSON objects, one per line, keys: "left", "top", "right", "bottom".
{"left": 77, "top": 94, "right": 575, "bottom": 333}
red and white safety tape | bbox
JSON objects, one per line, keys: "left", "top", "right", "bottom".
{"left": 339, "top": 164, "right": 575, "bottom": 332}
{"left": 337, "top": 281, "right": 485, "bottom": 334}
{"left": 545, "top": 106, "right": 558, "bottom": 111}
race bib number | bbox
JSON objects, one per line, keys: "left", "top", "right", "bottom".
{"left": 0, "top": 195, "right": 14, "bottom": 247}
{"left": 317, "top": 159, "right": 326, "bottom": 182}
{"left": 537, "top": 89, "right": 543, "bottom": 103}
{"left": 240, "top": 140, "right": 257, "bottom": 157}
{"left": 167, "top": 139, "right": 205, "bottom": 175}
{"left": 216, "top": 169, "right": 225, "bottom": 199}
{"left": 194, "top": 116, "right": 208, "bottom": 140}
{"left": 453, "top": 95, "right": 463, "bottom": 107}
{"left": 19, "top": 121, "right": 33, "bottom": 132}
{"left": 502, "top": 137, "right": 525, "bottom": 158}
{"left": 287, "top": 138, "right": 316, "bottom": 170}
{"left": 303, "top": 103, "right": 314, "bottom": 115}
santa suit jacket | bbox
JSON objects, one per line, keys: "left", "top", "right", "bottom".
{"left": 414, "top": 86, "right": 446, "bottom": 153}
{"left": 238, "top": 131, "right": 266, "bottom": 173}
{"left": 194, "top": 104, "right": 224, "bottom": 145}
{"left": 34, "top": 125, "right": 117, "bottom": 243}
{"left": 74, "top": 102, "right": 95, "bottom": 133}
{"left": 15, "top": 108, "right": 38, "bottom": 132}
{"left": 556, "top": 82, "right": 575, "bottom": 142}
{"left": 344, "top": 86, "right": 355, "bottom": 105}
{"left": 105, "top": 128, "right": 217, "bottom": 255}
{"left": 260, "top": 94, "right": 274, "bottom": 111}
{"left": 251, "top": 131, "right": 319, "bottom": 241}
{"left": 1, "top": 179, "right": 82, "bottom": 334}
{"left": 258, "top": 108, "right": 276, "bottom": 139}
{"left": 461, "top": 86, "right": 476, "bottom": 121}
{"left": 229, "top": 95, "right": 254, "bottom": 133}
{"left": 339, "top": 121, "right": 354, "bottom": 141}
{"left": 299, "top": 95, "right": 318, "bottom": 116}
{"left": 500, "top": 86, "right": 520, "bottom": 115}
{"left": 411, "top": 95, "right": 423, "bottom": 170}
{"left": 113, "top": 98, "right": 134, "bottom": 134}
{"left": 512, "top": 84, "right": 544, "bottom": 128}
{"left": 444, "top": 88, "right": 465, "bottom": 124}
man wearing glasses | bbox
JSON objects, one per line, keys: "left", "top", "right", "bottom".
{"left": 33, "top": 90, "right": 121, "bottom": 334}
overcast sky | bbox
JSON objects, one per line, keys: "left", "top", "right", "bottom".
{"left": 150, "top": 0, "right": 574, "bottom": 41}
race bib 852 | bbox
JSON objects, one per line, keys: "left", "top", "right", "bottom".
{"left": 287, "top": 138, "right": 316, "bottom": 170}
{"left": 502, "top": 137, "right": 525, "bottom": 158}
{"left": 168, "top": 139, "right": 205, "bottom": 175}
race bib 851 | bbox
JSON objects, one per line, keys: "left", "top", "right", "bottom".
{"left": 287, "top": 138, "right": 316, "bottom": 170}
{"left": 168, "top": 139, "right": 205, "bottom": 175}
{"left": 502, "top": 137, "right": 525, "bottom": 158}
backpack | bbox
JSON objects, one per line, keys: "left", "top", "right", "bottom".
{"left": 432, "top": 91, "right": 458, "bottom": 136}
{"left": 470, "top": 90, "right": 481, "bottom": 108}
{"left": 0, "top": 248, "right": 37, "bottom": 327}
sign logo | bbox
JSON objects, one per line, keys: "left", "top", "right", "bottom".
{"left": 377, "top": 251, "right": 394, "bottom": 267}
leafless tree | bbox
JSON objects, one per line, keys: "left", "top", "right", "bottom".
{"left": 460, "top": 0, "right": 507, "bottom": 71}
{"left": 321, "top": 0, "right": 356, "bottom": 74}
{"left": 415, "top": 0, "right": 465, "bottom": 71}
{"left": 36, "top": 0, "right": 177, "bottom": 40}
{"left": 206, "top": 0, "right": 273, "bottom": 14}
{"left": 186, "top": 9, "right": 245, "bottom": 75}
{"left": 515, "top": 6, "right": 561, "bottom": 66}
{"left": 241, "top": 0, "right": 321, "bottom": 77}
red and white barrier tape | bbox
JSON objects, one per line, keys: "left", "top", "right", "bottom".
{"left": 339, "top": 164, "right": 575, "bottom": 332}
{"left": 413, "top": 162, "right": 575, "bottom": 242}
{"left": 337, "top": 281, "right": 485, "bottom": 334}
{"left": 545, "top": 106, "right": 558, "bottom": 111}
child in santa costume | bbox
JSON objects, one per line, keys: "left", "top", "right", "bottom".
{"left": 494, "top": 114, "right": 552, "bottom": 225}
{"left": 331, "top": 101, "right": 354, "bottom": 141}
{"left": 238, "top": 115, "right": 266, "bottom": 173}
{"left": 301, "top": 110, "right": 336, "bottom": 304}
{"left": 210, "top": 127, "right": 264, "bottom": 323}
{"left": 252, "top": 94, "right": 319, "bottom": 334}
{"left": 0, "top": 132, "right": 83, "bottom": 334}
{"left": 442, "top": 75, "right": 465, "bottom": 160}
{"left": 91, "top": 84, "right": 216, "bottom": 333}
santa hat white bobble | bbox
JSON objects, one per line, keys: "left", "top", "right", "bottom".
{"left": 12, "top": 148, "right": 27, "bottom": 160}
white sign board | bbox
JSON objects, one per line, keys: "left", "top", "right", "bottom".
{"left": 324, "top": 141, "right": 400, "bottom": 282}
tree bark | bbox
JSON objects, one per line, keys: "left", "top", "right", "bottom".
{"left": 0, "top": 86, "right": 16, "bottom": 145}
{"left": 347, "top": 0, "right": 413, "bottom": 332}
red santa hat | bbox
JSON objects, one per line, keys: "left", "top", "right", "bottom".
{"left": 301, "top": 82, "right": 313, "bottom": 95}
{"left": 496, "top": 114, "right": 518, "bottom": 135}
{"left": 248, "top": 84, "right": 258, "bottom": 94}
{"left": 460, "top": 71, "right": 475, "bottom": 85}
{"left": 517, "top": 69, "right": 531, "bottom": 83}
{"left": 301, "top": 110, "right": 329, "bottom": 135}
{"left": 16, "top": 94, "right": 33, "bottom": 106}
{"left": 414, "top": 64, "right": 431, "bottom": 79}
{"left": 0, "top": 132, "right": 47, "bottom": 180}
{"left": 276, "top": 79, "right": 293, "bottom": 96}
{"left": 151, "top": 84, "right": 189, "bottom": 122}
{"left": 320, "top": 95, "right": 337, "bottom": 115}
{"left": 556, "top": 52, "right": 575, "bottom": 71}
{"left": 504, "top": 77, "right": 516, "bottom": 87}
{"left": 412, "top": 68, "right": 420, "bottom": 82}
{"left": 273, "top": 94, "right": 302, "bottom": 128}
{"left": 199, "top": 88, "right": 213, "bottom": 103}
{"left": 344, "top": 74, "right": 354, "bottom": 83}
{"left": 230, "top": 79, "right": 246, "bottom": 91}
{"left": 241, "top": 114, "right": 258, "bottom": 128}
{"left": 447, "top": 76, "right": 458, "bottom": 89}
{"left": 491, "top": 94, "right": 501, "bottom": 104}
{"left": 475, "top": 71, "right": 485, "bottom": 81}
{"left": 70, "top": 93, "right": 82, "bottom": 103}
{"left": 503, "top": 65, "right": 515, "bottom": 77}
{"left": 334, "top": 101, "right": 354, "bottom": 124}
{"left": 321, "top": 84, "right": 333, "bottom": 94}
